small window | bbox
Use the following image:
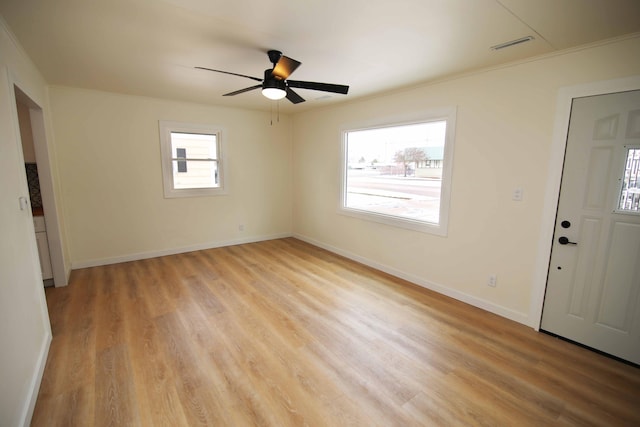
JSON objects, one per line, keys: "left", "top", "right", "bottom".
{"left": 340, "top": 108, "right": 456, "bottom": 235}
{"left": 617, "top": 146, "right": 640, "bottom": 213}
{"left": 159, "top": 121, "right": 226, "bottom": 198}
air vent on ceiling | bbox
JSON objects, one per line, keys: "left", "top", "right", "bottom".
{"left": 490, "top": 36, "right": 534, "bottom": 51}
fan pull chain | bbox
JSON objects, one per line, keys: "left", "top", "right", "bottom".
{"left": 269, "top": 101, "right": 281, "bottom": 126}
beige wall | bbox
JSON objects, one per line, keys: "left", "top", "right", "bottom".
{"left": 17, "top": 101, "right": 36, "bottom": 162}
{"left": 292, "top": 35, "right": 640, "bottom": 326}
{"left": 0, "top": 18, "right": 55, "bottom": 427}
{"left": 49, "top": 87, "right": 293, "bottom": 267}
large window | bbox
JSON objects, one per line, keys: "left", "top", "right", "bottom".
{"left": 341, "top": 108, "right": 456, "bottom": 235}
{"left": 159, "top": 121, "right": 226, "bottom": 198}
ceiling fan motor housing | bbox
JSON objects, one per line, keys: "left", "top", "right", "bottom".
{"left": 263, "top": 69, "right": 286, "bottom": 90}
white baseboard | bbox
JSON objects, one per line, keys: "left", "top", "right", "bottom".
{"left": 294, "top": 233, "right": 531, "bottom": 327}
{"left": 70, "top": 232, "right": 530, "bottom": 326}
{"left": 71, "top": 232, "right": 293, "bottom": 269}
{"left": 20, "top": 332, "right": 51, "bottom": 427}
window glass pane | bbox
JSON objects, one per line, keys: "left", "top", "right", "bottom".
{"left": 172, "top": 160, "right": 218, "bottom": 189}
{"left": 619, "top": 147, "right": 640, "bottom": 212}
{"left": 170, "top": 132, "right": 217, "bottom": 160}
{"left": 169, "top": 132, "right": 218, "bottom": 189}
{"left": 344, "top": 121, "right": 447, "bottom": 224}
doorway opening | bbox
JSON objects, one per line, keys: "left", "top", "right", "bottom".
{"left": 13, "top": 85, "right": 67, "bottom": 287}
{"left": 531, "top": 76, "right": 640, "bottom": 365}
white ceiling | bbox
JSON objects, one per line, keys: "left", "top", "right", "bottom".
{"left": 1, "top": 0, "right": 639, "bottom": 112}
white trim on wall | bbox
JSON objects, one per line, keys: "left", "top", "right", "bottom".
{"left": 2, "top": 66, "right": 54, "bottom": 427}
{"left": 158, "top": 120, "right": 228, "bottom": 199}
{"left": 295, "top": 232, "right": 530, "bottom": 325}
{"left": 12, "top": 77, "right": 69, "bottom": 286}
{"left": 71, "top": 232, "right": 293, "bottom": 269}
{"left": 530, "top": 75, "right": 640, "bottom": 330}
{"left": 19, "top": 334, "right": 51, "bottom": 427}
{"left": 338, "top": 107, "right": 457, "bottom": 237}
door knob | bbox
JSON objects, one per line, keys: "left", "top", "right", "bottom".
{"left": 558, "top": 236, "right": 577, "bottom": 245}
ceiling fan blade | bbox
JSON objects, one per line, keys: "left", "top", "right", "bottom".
{"left": 272, "top": 56, "right": 301, "bottom": 80}
{"left": 286, "top": 80, "right": 349, "bottom": 94}
{"left": 223, "top": 85, "right": 262, "bottom": 96}
{"left": 195, "top": 67, "right": 262, "bottom": 82}
{"left": 286, "top": 88, "right": 305, "bottom": 104}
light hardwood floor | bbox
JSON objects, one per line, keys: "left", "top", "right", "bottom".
{"left": 32, "top": 238, "right": 640, "bottom": 426}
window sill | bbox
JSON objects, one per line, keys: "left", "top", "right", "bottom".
{"left": 338, "top": 206, "right": 448, "bottom": 236}
{"left": 163, "top": 187, "right": 228, "bottom": 199}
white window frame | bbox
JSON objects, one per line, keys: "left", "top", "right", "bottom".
{"left": 159, "top": 120, "right": 227, "bottom": 198}
{"left": 339, "top": 107, "right": 456, "bottom": 236}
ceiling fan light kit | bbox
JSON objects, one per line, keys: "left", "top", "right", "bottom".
{"left": 261, "top": 70, "right": 287, "bottom": 100}
{"left": 196, "top": 49, "right": 349, "bottom": 104}
{"left": 262, "top": 87, "right": 287, "bottom": 100}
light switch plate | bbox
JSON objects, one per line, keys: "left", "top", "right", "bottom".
{"left": 512, "top": 187, "right": 523, "bottom": 201}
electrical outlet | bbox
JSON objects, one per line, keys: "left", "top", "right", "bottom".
{"left": 487, "top": 274, "right": 497, "bottom": 287}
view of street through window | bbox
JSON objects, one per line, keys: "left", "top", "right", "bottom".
{"left": 344, "top": 120, "right": 446, "bottom": 224}
{"left": 347, "top": 170, "right": 442, "bottom": 223}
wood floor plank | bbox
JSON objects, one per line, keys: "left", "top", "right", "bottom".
{"left": 35, "top": 238, "right": 640, "bottom": 426}
{"left": 30, "top": 383, "right": 94, "bottom": 427}
{"left": 94, "top": 265, "right": 128, "bottom": 352}
{"left": 95, "top": 344, "right": 140, "bottom": 426}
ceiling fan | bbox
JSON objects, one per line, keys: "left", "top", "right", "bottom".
{"left": 196, "top": 50, "right": 349, "bottom": 104}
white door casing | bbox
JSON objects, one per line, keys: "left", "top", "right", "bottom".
{"left": 531, "top": 77, "right": 640, "bottom": 329}
{"left": 541, "top": 90, "right": 640, "bottom": 364}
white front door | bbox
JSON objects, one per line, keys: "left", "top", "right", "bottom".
{"left": 541, "top": 90, "right": 640, "bottom": 364}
